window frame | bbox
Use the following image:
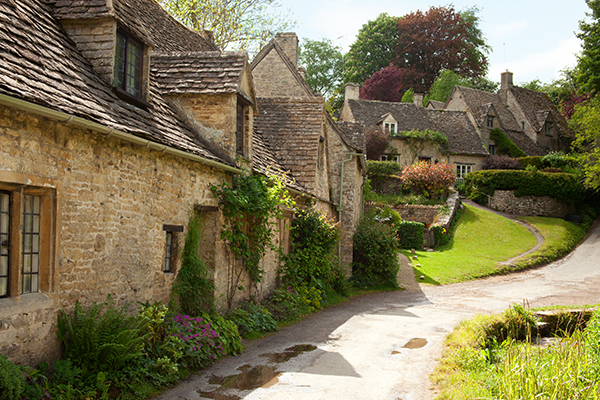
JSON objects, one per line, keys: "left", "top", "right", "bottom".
{"left": 383, "top": 122, "right": 397, "bottom": 135}
{"left": 455, "top": 164, "right": 473, "bottom": 179}
{"left": 162, "top": 224, "right": 183, "bottom": 273}
{"left": 112, "top": 29, "right": 151, "bottom": 109}
{"left": 544, "top": 121, "right": 554, "bottom": 136}
{"left": 486, "top": 116, "right": 495, "bottom": 128}
{"left": 489, "top": 144, "right": 497, "bottom": 155}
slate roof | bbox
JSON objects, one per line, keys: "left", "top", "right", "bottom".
{"left": 253, "top": 97, "right": 324, "bottom": 190}
{"left": 345, "top": 99, "right": 488, "bottom": 156}
{"left": 52, "top": 0, "right": 218, "bottom": 52}
{"left": 453, "top": 86, "right": 521, "bottom": 132}
{"left": 151, "top": 51, "right": 247, "bottom": 95}
{"left": 0, "top": 0, "right": 228, "bottom": 163}
{"left": 427, "top": 100, "right": 445, "bottom": 109}
{"left": 336, "top": 121, "right": 366, "bottom": 153}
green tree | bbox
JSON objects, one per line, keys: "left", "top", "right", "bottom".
{"left": 344, "top": 13, "right": 400, "bottom": 85}
{"left": 576, "top": 0, "right": 600, "bottom": 95}
{"left": 570, "top": 97, "right": 600, "bottom": 191}
{"left": 160, "top": 0, "right": 294, "bottom": 53}
{"left": 426, "top": 70, "right": 472, "bottom": 103}
{"left": 299, "top": 38, "right": 344, "bottom": 101}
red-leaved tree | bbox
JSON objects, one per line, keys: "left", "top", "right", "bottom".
{"left": 359, "top": 65, "right": 405, "bottom": 102}
{"left": 365, "top": 125, "right": 391, "bottom": 160}
{"left": 394, "top": 6, "right": 488, "bottom": 93}
{"left": 401, "top": 161, "right": 456, "bottom": 198}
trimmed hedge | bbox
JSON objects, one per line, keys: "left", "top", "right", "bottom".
{"left": 397, "top": 221, "right": 425, "bottom": 250}
{"left": 367, "top": 160, "right": 402, "bottom": 177}
{"left": 489, "top": 128, "right": 526, "bottom": 158}
{"left": 463, "top": 170, "right": 585, "bottom": 205}
{"left": 352, "top": 218, "right": 399, "bottom": 287}
{"left": 519, "top": 156, "right": 543, "bottom": 169}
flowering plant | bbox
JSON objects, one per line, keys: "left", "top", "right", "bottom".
{"left": 168, "top": 314, "right": 225, "bottom": 369}
{"left": 401, "top": 161, "right": 456, "bottom": 198}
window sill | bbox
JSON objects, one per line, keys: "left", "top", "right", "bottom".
{"left": 0, "top": 292, "right": 54, "bottom": 318}
{"left": 112, "top": 87, "right": 152, "bottom": 110}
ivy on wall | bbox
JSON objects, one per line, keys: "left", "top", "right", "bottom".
{"left": 400, "top": 129, "right": 449, "bottom": 163}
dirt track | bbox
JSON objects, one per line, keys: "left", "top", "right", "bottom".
{"left": 155, "top": 218, "right": 600, "bottom": 400}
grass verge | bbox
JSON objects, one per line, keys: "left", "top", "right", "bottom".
{"left": 404, "top": 204, "right": 537, "bottom": 285}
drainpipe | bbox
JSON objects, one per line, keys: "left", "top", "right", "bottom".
{"left": 0, "top": 93, "right": 244, "bottom": 175}
{"left": 337, "top": 152, "right": 362, "bottom": 256}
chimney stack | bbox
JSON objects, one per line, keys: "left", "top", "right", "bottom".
{"left": 274, "top": 32, "right": 299, "bottom": 67}
{"left": 344, "top": 83, "right": 360, "bottom": 100}
{"left": 501, "top": 70, "right": 514, "bottom": 90}
{"left": 413, "top": 92, "right": 424, "bottom": 107}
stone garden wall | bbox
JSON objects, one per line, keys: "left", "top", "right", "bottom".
{"left": 489, "top": 190, "right": 575, "bottom": 218}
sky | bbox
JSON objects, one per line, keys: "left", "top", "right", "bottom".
{"left": 276, "top": 0, "right": 591, "bottom": 85}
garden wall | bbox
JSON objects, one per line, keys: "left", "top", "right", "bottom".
{"left": 488, "top": 190, "right": 575, "bottom": 218}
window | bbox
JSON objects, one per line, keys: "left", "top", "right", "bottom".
{"left": 114, "top": 30, "right": 143, "bottom": 99}
{"left": 456, "top": 164, "right": 472, "bottom": 179}
{"left": 489, "top": 144, "right": 497, "bottom": 155}
{"left": 486, "top": 116, "right": 495, "bottom": 128}
{"left": 521, "top": 121, "right": 525, "bottom": 130}
{"left": 544, "top": 121, "right": 553, "bottom": 136}
{"left": 162, "top": 224, "right": 182, "bottom": 273}
{"left": 380, "top": 155, "right": 399, "bottom": 163}
{"left": 236, "top": 101, "right": 245, "bottom": 156}
{"left": 383, "top": 122, "right": 397, "bottom": 135}
{"left": 0, "top": 183, "right": 54, "bottom": 299}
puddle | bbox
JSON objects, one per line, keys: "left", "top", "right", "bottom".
{"left": 262, "top": 343, "right": 317, "bottom": 363}
{"left": 402, "top": 338, "right": 428, "bottom": 349}
{"left": 201, "top": 365, "right": 281, "bottom": 399}
{"left": 391, "top": 350, "right": 401, "bottom": 355}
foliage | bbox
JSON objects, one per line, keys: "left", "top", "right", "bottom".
{"left": 368, "top": 205, "right": 403, "bottom": 227}
{"left": 172, "top": 213, "right": 215, "bottom": 316}
{"left": 394, "top": 5, "right": 489, "bottom": 92}
{"left": 160, "top": 0, "right": 294, "bottom": 54}
{"left": 365, "top": 125, "right": 391, "bottom": 160}
{"left": 401, "top": 161, "right": 456, "bottom": 199}
{"left": 432, "top": 225, "right": 450, "bottom": 247}
{"left": 541, "top": 151, "right": 573, "bottom": 170}
{"left": 0, "top": 354, "right": 25, "bottom": 400}
{"left": 482, "top": 155, "right": 523, "bottom": 170}
{"left": 401, "top": 129, "right": 448, "bottom": 163}
{"left": 344, "top": 13, "right": 399, "bottom": 85}
{"left": 489, "top": 128, "right": 527, "bottom": 158}
{"left": 425, "top": 70, "right": 473, "bottom": 103}
{"left": 299, "top": 38, "right": 343, "bottom": 101}
{"left": 400, "top": 87, "right": 413, "bottom": 103}
{"left": 57, "top": 297, "right": 145, "bottom": 379}
{"left": 167, "top": 314, "right": 225, "bottom": 369}
{"left": 359, "top": 65, "right": 405, "bottom": 102}
{"left": 396, "top": 220, "right": 425, "bottom": 250}
{"left": 366, "top": 160, "right": 402, "bottom": 177}
{"left": 518, "top": 156, "right": 544, "bottom": 169}
{"left": 463, "top": 169, "right": 586, "bottom": 205}
{"left": 226, "top": 301, "right": 278, "bottom": 336}
{"left": 211, "top": 173, "right": 293, "bottom": 307}
{"left": 279, "top": 207, "right": 341, "bottom": 289}
{"left": 352, "top": 216, "right": 399, "bottom": 287}
{"left": 576, "top": 0, "right": 600, "bottom": 95}
{"left": 570, "top": 96, "right": 600, "bottom": 191}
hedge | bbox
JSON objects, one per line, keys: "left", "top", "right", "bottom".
{"left": 397, "top": 221, "right": 425, "bottom": 250}
{"left": 519, "top": 156, "right": 543, "bottom": 169}
{"left": 463, "top": 170, "right": 585, "bottom": 205}
{"left": 367, "top": 160, "right": 403, "bottom": 177}
{"left": 489, "top": 128, "right": 526, "bottom": 158}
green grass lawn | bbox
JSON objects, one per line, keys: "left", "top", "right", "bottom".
{"left": 404, "top": 204, "right": 537, "bottom": 285}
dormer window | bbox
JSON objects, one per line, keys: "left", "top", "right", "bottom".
{"left": 113, "top": 30, "right": 149, "bottom": 108}
{"left": 383, "top": 122, "right": 396, "bottom": 135}
{"left": 544, "top": 121, "right": 553, "bottom": 136}
{"left": 486, "top": 116, "right": 495, "bottom": 128}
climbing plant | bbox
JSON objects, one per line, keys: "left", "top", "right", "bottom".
{"left": 211, "top": 172, "right": 293, "bottom": 296}
{"left": 401, "top": 129, "right": 448, "bottom": 163}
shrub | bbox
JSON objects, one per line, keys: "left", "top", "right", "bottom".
{"left": 172, "top": 213, "right": 215, "bottom": 316}
{"left": 463, "top": 170, "right": 585, "bottom": 205}
{"left": 489, "top": 128, "right": 526, "bottom": 158}
{"left": 264, "top": 286, "right": 306, "bottom": 322}
{"left": 396, "top": 221, "right": 425, "bottom": 250}
{"left": 367, "top": 160, "right": 403, "bottom": 177}
{"left": 482, "top": 155, "right": 523, "bottom": 170}
{"left": 519, "top": 156, "right": 543, "bottom": 169}
{"left": 367, "top": 205, "right": 402, "bottom": 227}
{"left": 226, "top": 302, "right": 278, "bottom": 336}
{"left": 401, "top": 161, "right": 456, "bottom": 198}
{"left": 352, "top": 217, "right": 399, "bottom": 287}
{"left": 0, "top": 354, "right": 25, "bottom": 400}
{"left": 366, "top": 125, "right": 391, "bottom": 160}
{"left": 167, "top": 314, "right": 227, "bottom": 369}
{"left": 432, "top": 225, "right": 450, "bottom": 246}
{"left": 541, "top": 151, "right": 572, "bottom": 170}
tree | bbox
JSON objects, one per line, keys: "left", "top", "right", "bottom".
{"left": 359, "top": 65, "right": 405, "bottom": 102}
{"left": 160, "top": 0, "right": 294, "bottom": 53}
{"left": 426, "top": 70, "right": 472, "bottom": 103}
{"left": 569, "top": 97, "right": 600, "bottom": 191}
{"left": 365, "top": 126, "right": 390, "bottom": 160}
{"left": 576, "top": 0, "right": 600, "bottom": 95}
{"left": 344, "top": 13, "right": 400, "bottom": 85}
{"left": 299, "top": 38, "right": 344, "bottom": 101}
{"left": 394, "top": 6, "right": 489, "bottom": 92}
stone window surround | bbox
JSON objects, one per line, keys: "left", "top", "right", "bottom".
{"left": 486, "top": 115, "right": 495, "bottom": 128}
{"left": 162, "top": 224, "right": 183, "bottom": 273}
{"left": 383, "top": 122, "right": 397, "bottom": 135}
{"left": 455, "top": 163, "right": 473, "bottom": 179}
{"left": 381, "top": 154, "right": 400, "bottom": 163}
{"left": 544, "top": 121, "right": 554, "bottom": 136}
{"left": 236, "top": 95, "right": 252, "bottom": 159}
{"left": 0, "top": 171, "right": 59, "bottom": 303}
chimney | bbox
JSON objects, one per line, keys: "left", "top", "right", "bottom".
{"left": 501, "top": 70, "right": 513, "bottom": 90}
{"left": 298, "top": 67, "right": 306, "bottom": 79}
{"left": 413, "top": 92, "right": 424, "bottom": 107}
{"left": 275, "top": 32, "right": 299, "bottom": 67}
{"left": 344, "top": 83, "right": 360, "bottom": 100}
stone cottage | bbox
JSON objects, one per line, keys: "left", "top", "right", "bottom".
{"left": 339, "top": 83, "right": 489, "bottom": 178}
{"left": 0, "top": 0, "right": 354, "bottom": 366}
{"left": 251, "top": 33, "right": 366, "bottom": 270}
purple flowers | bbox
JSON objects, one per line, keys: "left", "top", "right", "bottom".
{"left": 169, "top": 314, "right": 225, "bottom": 367}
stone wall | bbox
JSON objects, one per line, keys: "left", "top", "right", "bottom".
{"left": 252, "top": 50, "right": 307, "bottom": 98}
{"left": 0, "top": 105, "right": 282, "bottom": 365}
{"left": 489, "top": 190, "right": 575, "bottom": 218}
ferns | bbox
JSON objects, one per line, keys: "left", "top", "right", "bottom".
{"left": 57, "top": 296, "right": 145, "bottom": 374}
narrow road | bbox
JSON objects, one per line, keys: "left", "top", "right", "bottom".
{"left": 156, "top": 218, "right": 600, "bottom": 400}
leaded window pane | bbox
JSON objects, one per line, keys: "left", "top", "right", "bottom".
{"left": 114, "top": 32, "right": 126, "bottom": 89}
{"left": 22, "top": 194, "right": 40, "bottom": 294}
{"left": 126, "top": 40, "right": 142, "bottom": 97}
{"left": 164, "top": 231, "right": 173, "bottom": 272}
{"left": 0, "top": 192, "right": 8, "bottom": 298}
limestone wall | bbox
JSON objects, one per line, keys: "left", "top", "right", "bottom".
{"left": 489, "top": 190, "right": 575, "bottom": 218}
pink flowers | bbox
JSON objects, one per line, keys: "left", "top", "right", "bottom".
{"left": 401, "top": 161, "right": 456, "bottom": 198}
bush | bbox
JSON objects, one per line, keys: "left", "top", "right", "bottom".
{"left": 367, "top": 160, "right": 403, "bottom": 177}
{"left": 396, "top": 221, "right": 425, "bottom": 250}
{"left": 352, "top": 217, "right": 399, "bottom": 287}
{"left": 401, "top": 161, "right": 456, "bottom": 198}
{"left": 226, "top": 302, "right": 278, "bottom": 336}
{"left": 167, "top": 314, "right": 227, "bottom": 369}
{"left": 489, "top": 128, "right": 526, "bottom": 158}
{"left": 366, "top": 125, "right": 391, "bottom": 160}
{"left": 367, "top": 205, "right": 402, "bottom": 227}
{"left": 482, "top": 155, "right": 523, "bottom": 170}
{"left": 541, "top": 151, "right": 571, "bottom": 170}
{"left": 463, "top": 170, "right": 585, "bottom": 205}
{"left": 0, "top": 354, "right": 25, "bottom": 400}
{"left": 519, "top": 156, "right": 543, "bottom": 169}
